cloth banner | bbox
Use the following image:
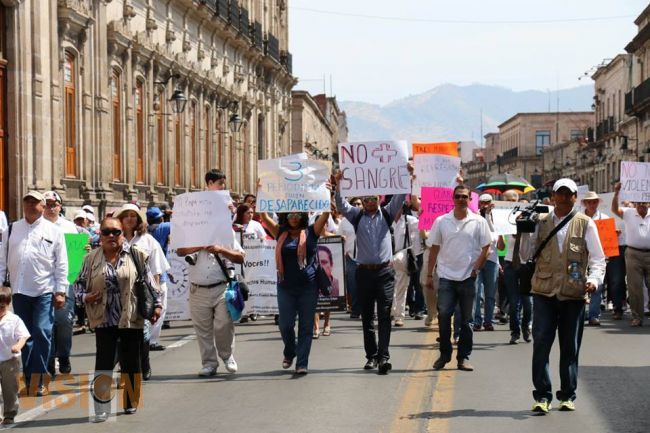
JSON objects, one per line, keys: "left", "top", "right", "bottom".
{"left": 316, "top": 236, "right": 346, "bottom": 312}
{"left": 338, "top": 141, "right": 410, "bottom": 197}
{"left": 419, "top": 187, "right": 479, "bottom": 230}
{"left": 257, "top": 153, "right": 332, "bottom": 213}
{"left": 165, "top": 251, "right": 191, "bottom": 321}
{"left": 64, "top": 233, "right": 90, "bottom": 285}
{"left": 170, "top": 190, "right": 234, "bottom": 249}
{"left": 594, "top": 218, "right": 620, "bottom": 258}
{"left": 412, "top": 142, "right": 460, "bottom": 195}
{"left": 620, "top": 161, "right": 650, "bottom": 202}
{"left": 490, "top": 201, "right": 521, "bottom": 235}
{"left": 240, "top": 237, "right": 279, "bottom": 315}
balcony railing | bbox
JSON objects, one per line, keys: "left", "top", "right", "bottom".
{"left": 252, "top": 21, "right": 263, "bottom": 49}
{"left": 595, "top": 116, "right": 616, "bottom": 141}
{"left": 625, "top": 76, "right": 650, "bottom": 115}
{"left": 265, "top": 34, "right": 280, "bottom": 61}
{"left": 239, "top": 7, "right": 250, "bottom": 37}
{"left": 229, "top": 0, "right": 240, "bottom": 25}
{"left": 216, "top": 0, "right": 229, "bottom": 20}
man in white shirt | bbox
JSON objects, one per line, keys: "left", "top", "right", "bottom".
{"left": 177, "top": 169, "right": 245, "bottom": 377}
{"left": 473, "top": 194, "right": 500, "bottom": 332}
{"left": 425, "top": 185, "right": 492, "bottom": 372}
{"left": 527, "top": 179, "right": 605, "bottom": 414}
{"left": 611, "top": 182, "right": 650, "bottom": 327}
{"left": 336, "top": 198, "right": 362, "bottom": 319}
{"left": 0, "top": 191, "right": 68, "bottom": 396}
{"left": 392, "top": 206, "right": 421, "bottom": 326}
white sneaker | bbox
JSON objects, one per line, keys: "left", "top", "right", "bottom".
{"left": 224, "top": 355, "right": 238, "bottom": 373}
{"left": 198, "top": 366, "right": 217, "bottom": 377}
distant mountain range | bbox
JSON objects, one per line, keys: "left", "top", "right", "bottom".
{"left": 339, "top": 84, "right": 594, "bottom": 143}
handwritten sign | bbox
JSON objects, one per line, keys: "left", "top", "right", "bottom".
{"left": 594, "top": 218, "right": 619, "bottom": 258}
{"left": 170, "top": 190, "right": 234, "bottom": 249}
{"left": 241, "top": 238, "right": 278, "bottom": 315}
{"left": 419, "top": 187, "right": 479, "bottom": 230}
{"left": 491, "top": 201, "right": 521, "bottom": 235}
{"left": 412, "top": 153, "right": 461, "bottom": 195}
{"left": 412, "top": 142, "right": 459, "bottom": 157}
{"left": 338, "top": 141, "right": 410, "bottom": 197}
{"left": 64, "top": 233, "right": 89, "bottom": 285}
{"left": 620, "top": 161, "right": 650, "bottom": 202}
{"left": 257, "top": 153, "right": 331, "bottom": 213}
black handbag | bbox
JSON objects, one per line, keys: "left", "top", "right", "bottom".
{"left": 130, "top": 246, "right": 157, "bottom": 319}
{"left": 515, "top": 211, "right": 576, "bottom": 295}
{"left": 403, "top": 215, "right": 420, "bottom": 275}
{"left": 2, "top": 223, "right": 12, "bottom": 289}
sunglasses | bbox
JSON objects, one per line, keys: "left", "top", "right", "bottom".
{"left": 45, "top": 202, "right": 61, "bottom": 208}
{"left": 454, "top": 194, "right": 470, "bottom": 200}
{"left": 363, "top": 197, "right": 378, "bottom": 203}
{"left": 287, "top": 213, "right": 302, "bottom": 219}
{"left": 351, "top": 202, "right": 363, "bottom": 206}
{"left": 100, "top": 228, "right": 122, "bottom": 237}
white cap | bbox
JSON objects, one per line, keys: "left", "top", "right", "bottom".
{"left": 552, "top": 178, "right": 578, "bottom": 193}
{"left": 73, "top": 210, "right": 87, "bottom": 221}
{"left": 479, "top": 193, "right": 493, "bottom": 202}
{"left": 82, "top": 205, "right": 95, "bottom": 215}
{"left": 85, "top": 212, "right": 96, "bottom": 222}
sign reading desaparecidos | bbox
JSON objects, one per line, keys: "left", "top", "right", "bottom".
{"left": 257, "top": 153, "right": 331, "bottom": 213}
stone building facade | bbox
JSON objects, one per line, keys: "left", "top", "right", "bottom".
{"left": 0, "top": 0, "right": 295, "bottom": 219}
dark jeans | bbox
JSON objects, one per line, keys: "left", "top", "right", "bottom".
{"left": 407, "top": 254, "right": 425, "bottom": 314}
{"left": 438, "top": 277, "right": 476, "bottom": 361}
{"left": 504, "top": 262, "right": 532, "bottom": 337}
{"left": 606, "top": 246, "right": 627, "bottom": 312}
{"left": 345, "top": 256, "right": 361, "bottom": 315}
{"left": 357, "top": 267, "right": 395, "bottom": 362}
{"left": 532, "top": 295, "right": 585, "bottom": 403}
{"left": 94, "top": 327, "right": 143, "bottom": 412}
{"left": 48, "top": 285, "right": 75, "bottom": 375}
{"left": 277, "top": 284, "right": 318, "bottom": 369}
{"left": 12, "top": 293, "right": 54, "bottom": 388}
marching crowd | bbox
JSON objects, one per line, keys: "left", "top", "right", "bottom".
{"left": 0, "top": 164, "right": 649, "bottom": 423}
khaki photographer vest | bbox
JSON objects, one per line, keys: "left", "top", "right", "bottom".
{"left": 531, "top": 212, "right": 590, "bottom": 301}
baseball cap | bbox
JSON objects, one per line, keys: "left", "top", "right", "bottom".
{"left": 85, "top": 212, "right": 96, "bottom": 223}
{"left": 146, "top": 207, "right": 164, "bottom": 221}
{"left": 73, "top": 210, "right": 87, "bottom": 221}
{"left": 23, "top": 191, "right": 45, "bottom": 202}
{"left": 82, "top": 205, "right": 95, "bottom": 215}
{"left": 43, "top": 191, "right": 63, "bottom": 204}
{"left": 552, "top": 178, "right": 578, "bottom": 193}
{"left": 479, "top": 193, "right": 493, "bottom": 202}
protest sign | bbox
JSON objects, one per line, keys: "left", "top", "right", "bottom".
{"left": 418, "top": 187, "right": 479, "bottom": 230}
{"left": 412, "top": 142, "right": 459, "bottom": 157}
{"left": 338, "top": 141, "right": 410, "bottom": 197}
{"left": 597, "top": 192, "right": 624, "bottom": 230}
{"left": 166, "top": 251, "right": 190, "bottom": 321}
{"left": 594, "top": 218, "right": 620, "bottom": 258}
{"left": 64, "top": 233, "right": 89, "bottom": 285}
{"left": 170, "top": 190, "right": 234, "bottom": 249}
{"left": 412, "top": 153, "right": 461, "bottom": 195}
{"left": 620, "top": 161, "right": 650, "bottom": 202}
{"left": 491, "top": 201, "right": 521, "bottom": 235}
{"left": 241, "top": 238, "right": 278, "bottom": 315}
{"left": 576, "top": 185, "right": 589, "bottom": 203}
{"left": 316, "top": 236, "right": 346, "bottom": 312}
{"left": 257, "top": 153, "right": 331, "bottom": 213}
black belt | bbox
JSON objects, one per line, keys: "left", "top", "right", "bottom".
{"left": 193, "top": 281, "right": 226, "bottom": 289}
{"left": 357, "top": 262, "right": 391, "bottom": 270}
{"left": 627, "top": 246, "right": 650, "bottom": 253}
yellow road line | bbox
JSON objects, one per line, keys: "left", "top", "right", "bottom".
{"left": 426, "top": 367, "right": 455, "bottom": 433}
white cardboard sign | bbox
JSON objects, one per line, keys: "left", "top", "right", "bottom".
{"left": 491, "top": 201, "right": 521, "bottom": 235}
{"left": 620, "top": 161, "right": 650, "bottom": 202}
{"left": 170, "top": 190, "right": 234, "bottom": 249}
{"left": 412, "top": 153, "right": 461, "bottom": 195}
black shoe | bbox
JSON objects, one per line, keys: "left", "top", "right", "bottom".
{"left": 162, "top": 321, "right": 171, "bottom": 329}
{"left": 149, "top": 343, "right": 166, "bottom": 351}
{"left": 364, "top": 359, "right": 378, "bottom": 370}
{"left": 433, "top": 356, "right": 450, "bottom": 370}
{"left": 350, "top": 313, "right": 360, "bottom": 319}
{"left": 522, "top": 330, "right": 531, "bottom": 343}
{"left": 413, "top": 313, "right": 424, "bottom": 320}
{"left": 239, "top": 316, "right": 249, "bottom": 323}
{"left": 378, "top": 359, "right": 392, "bottom": 375}
{"left": 274, "top": 315, "right": 279, "bottom": 325}
{"left": 510, "top": 335, "right": 520, "bottom": 345}
{"left": 59, "top": 358, "right": 72, "bottom": 374}
{"left": 124, "top": 408, "right": 137, "bottom": 415}
{"left": 143, "top": 367, "right": 152, "bottom": 381}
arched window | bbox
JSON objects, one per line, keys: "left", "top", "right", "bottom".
{"left": 156, "top": 94, "right": 164, "bottom": 184}
{"left": 111, "top": 69, "right": 122, "bottom": 181}
{"left": 216, "top": 110, "right": 223, "bottom": 170}
{"left": 204, "top": 106, "right": 211, "bottom": 171}
{"left": 135, "top": 80, "right": 145, "bottom": 183}
{"left": 64, "top": 53, "right": 77, "bottom": 178}
{"left": 190, "top": 101, "right": 197, "bottom": 187}
{"left": 257, "top": 114, "right": 265, "bottom": 160}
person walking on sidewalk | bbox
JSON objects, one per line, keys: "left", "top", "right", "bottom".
{"left": 425, "top": 185, "right": 491, "bottom": 372}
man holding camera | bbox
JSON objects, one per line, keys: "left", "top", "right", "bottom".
{"left": 524, "top": 179, "right": 605, "bottom": 414}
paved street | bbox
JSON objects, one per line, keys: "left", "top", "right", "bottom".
{"left": 7, "top": 311, "right": 650, "bottom": 433}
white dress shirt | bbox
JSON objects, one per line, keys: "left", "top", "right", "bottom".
{"left": 0, "top": 311, "right": 30, "bottom": 362}
{"left": 336, "top": 217, "right": 356, "bottom": 258}
{"left": 0, "top": 217, "right": 68, "bottom": 296}
{"left": 393, "top": 214, "right": 422, "bottom": 256}
{"left": 187, "top": 234, "right": 244, "bottom": 285}
{"left": 621, "top": 208, "right": 650, "bottom": 249}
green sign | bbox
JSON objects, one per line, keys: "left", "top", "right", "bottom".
{"left": 65, "top": 233, "right": 90, "bottom": 285}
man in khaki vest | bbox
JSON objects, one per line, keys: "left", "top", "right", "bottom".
{"left": 523, "top": 179, "right": 605, "bottom": 414}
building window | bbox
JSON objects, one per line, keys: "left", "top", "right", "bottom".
{"left": 111, "top": 70, "right": 122, "bottom": 181}
{"left": 535, "top": 130, "right": 551, "bottom": 156}
{"left": 242, "top": 123, "right": 248, "bottom": 191}
{"left": 64, "top": 53, "right": 77, "bottom": 178}
{"left": 135, "top": 80, "right": 145, "bottom": 183}
{"left": 204, "top": 106, "right": 211, "bottom": 171}
{"left": 216, "top": 111, "right": 223, "bottom": 170}
{"left": 156, "top": 97, "right": 164, "bottom": 184}
{"left": 175, "top": 115, "right": 181, "bottom": 186}
{"left": 190, "top": 101, "right": 197, "bottom": 188}
{"left": 570, "top": 129, "right": 584, "bottom": 141}
{"left": 257, "top": 114, "right": 265, "bottom": 160}
{"left": 229, "top": 135, "right": 235, "bottom": 190}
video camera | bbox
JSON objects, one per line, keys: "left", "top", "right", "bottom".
{"left": 514, "top": 200, "right": 550, "bottom": 233}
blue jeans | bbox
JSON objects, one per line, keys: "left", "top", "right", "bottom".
{"left": 12, "top": 293, "right": 54, "bottom": 387}
{"left": 588, "top": 284, "right": 604, "bottom": 321}
{"left": 277, "top": 284, "right": 318, "bottom": 369}
{"left": 49, "top": 286, "right": 74, "bottom": 370}
{"left": 606, "top": 246, "right": 627, "bottom": 312}
{"left": 504, "top": 262, "right": 532, "bottom": 338}
{"left": 438, "top": 277, "right": 476, "bottom": 361}
{"left": 473, "top": 260, "right": 499, "bottom": 326}
{"left": 357, "top": 267, "right": 395, "bottom": 361}
{"left": 345, "top": 256, "right": 361, "bottom": 315}
{"left": 532, "top": 295, "right": 585, "bottom": 403}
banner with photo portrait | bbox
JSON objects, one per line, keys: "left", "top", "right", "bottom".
{"left": 316, "top": 236, "right": 346, "bottom": 312}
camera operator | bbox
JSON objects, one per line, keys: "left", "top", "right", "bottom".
{"left": 522, "top": 179, "right": 605, "bottom": 414}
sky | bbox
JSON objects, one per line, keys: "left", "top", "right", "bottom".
{"left": 289, "top": 0, "right": 649, "bottom": 105}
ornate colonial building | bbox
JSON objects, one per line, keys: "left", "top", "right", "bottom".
{"left": 0, "top": 0, "right": 295, "bottom": 219}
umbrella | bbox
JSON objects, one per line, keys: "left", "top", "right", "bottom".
{"left": 476, "top": 173, "right": 535, "bottom": 193}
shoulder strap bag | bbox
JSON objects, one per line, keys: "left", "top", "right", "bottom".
{"left": 129, "top": 246, "right": 157, "bottom": 319}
